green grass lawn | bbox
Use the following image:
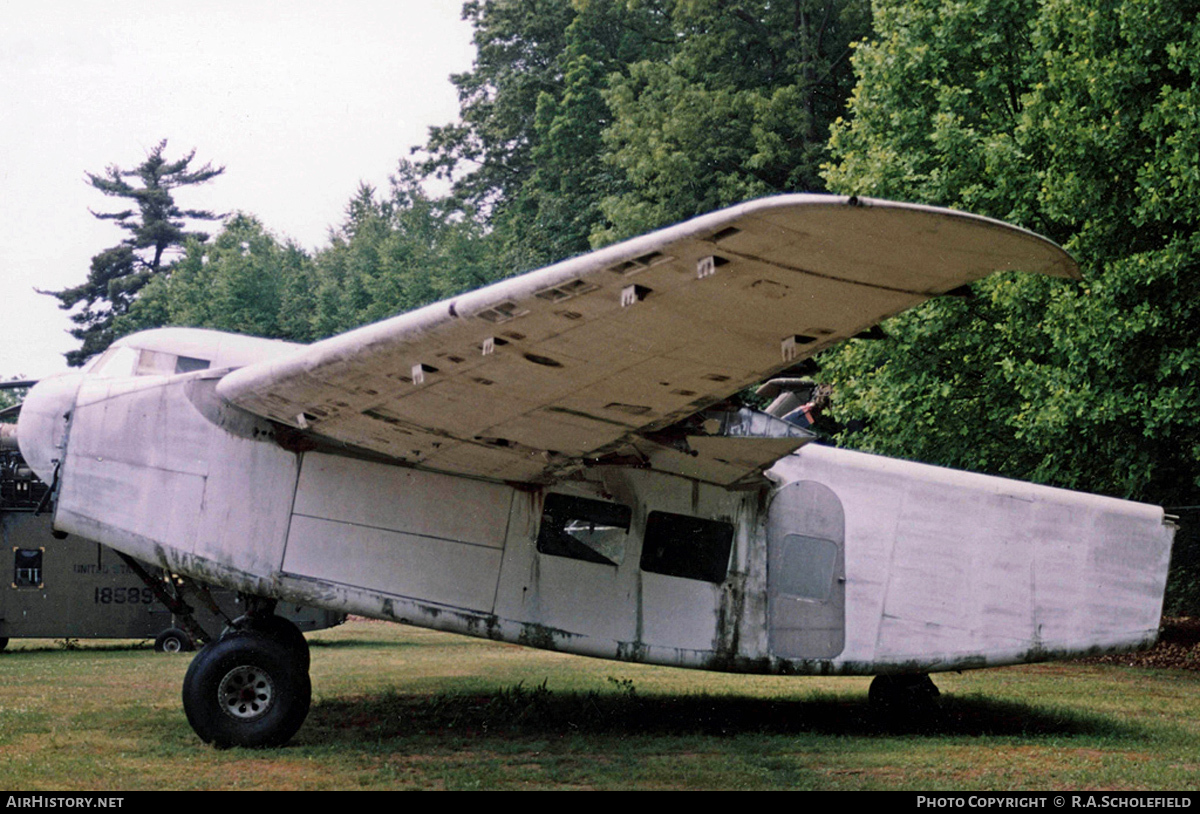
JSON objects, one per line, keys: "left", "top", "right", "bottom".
{"left": 0, "top": 620, "right": 1195, "bottom": 790}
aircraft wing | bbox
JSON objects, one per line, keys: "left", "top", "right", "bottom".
{"left": 215, "top": 195, "right": 1077, "bottom": 484}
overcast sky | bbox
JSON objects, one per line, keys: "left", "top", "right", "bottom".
{"left": 0, "top": 1, "right": 475, "bottom": 379}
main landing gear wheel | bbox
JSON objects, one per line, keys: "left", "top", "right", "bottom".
{"left": 868, "top": 674, "right": 941, "bottom": 717}
{"left": 154, "top": 627, "right": 194, "bottom": 653}
{"left": 182, "top": 631, "right": 311, "bottom": 748}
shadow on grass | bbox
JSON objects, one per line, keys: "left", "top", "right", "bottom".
{"left": 0, "top": 640, "right": 154, "bottom": 654}
{"left": 303, "top": 681, "right": 1138, "bottom": 743}
{"left": 308, "top": 638, "right": 426, "bottom": 651}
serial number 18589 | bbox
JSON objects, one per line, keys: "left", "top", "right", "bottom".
{"left": 93, "top": 587, "right": 156, "bottom": 605}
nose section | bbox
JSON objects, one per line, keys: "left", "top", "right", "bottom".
{"left": 16, "top": 372, "right": 85, "bottom": 484}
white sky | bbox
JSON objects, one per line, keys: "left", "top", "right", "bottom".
{"left": 0, "top": 1, "right": 475, "bottom": 379}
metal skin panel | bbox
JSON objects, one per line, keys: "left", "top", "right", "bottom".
{"left": 281, "top": 453, "right": 514, "bottom": 613}
{"left": 52, "top": 373, "right": 299, "bottom": 583}
{"left": 506, "top": 549, "right": 636, "bottom": 644}
{"left": 640, "top": 436, "right": 810, "bottom": 485}
{"left": 215, "top": 195, "right": 1078, "bottom": 483}
{"left": 95, "top": 327, "right": 301, "bottom": 371}
{"left": 282, "top": 515, "right": 504, "bottom": 614}
{"left": 291, "top": 452, "right": 513, "bottom": 549}
{"left": 0, "top": 514, "right": 166, "bottom": 640}
{"left": 768, "top": 445, "right": 1173, "bottom": 672}
{"left": 0, "top": 514, "right": 342, "bottom": 640}
{"left": 639, "top": 573, "right": 724, "bottom": 651}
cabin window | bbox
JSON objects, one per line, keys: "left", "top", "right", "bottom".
{"left": 13, "top": 548, "right": 42, "bottom": 588}
{"left": 773, "top": 535, "right": 839, "bottom": 601}
{"left": 537, "top": 494, "right": 632, "bottom": 566}
{"left": 640, "top": 511, "right": 734, "bottom": 583}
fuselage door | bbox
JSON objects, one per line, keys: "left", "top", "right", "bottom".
{"left": 766, "top": 480, "right": 846, "bottom": 660}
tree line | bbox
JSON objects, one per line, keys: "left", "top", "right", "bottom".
{"left": 47, "top": 0, "right": 1199, "bottom": 611}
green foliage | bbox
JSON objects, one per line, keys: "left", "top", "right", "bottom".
{"left": 121, "top": 162, "right": 496, "bottom": 343}
{"left": 422, "top": 1, "right": 868, "bottom": 263}
{"left": 308, "top": 166, "right": 496, "bottom": 337}
{"left": 117, "top": 214, "right": 313, "bottom": 341}
{"left": 421, "top": 0, "right": 676, "bottom": 271}
{"left": 824, "top": 0, "right": 1043, "bottom": 223}
{"left": 420, "top": 0, "right": 580, "bottom": 213}
{"left": 0, "top": 382, "right": 25, "bottom": 422}
{"left": 822, "top": 0, "right": 1200, "bottom": 610}
{"left": 822, "top": 0, "right": 1200, "bottom": 504}
{"left": 46, "top": 140, "right": 224, "bottom": 365}
{"left": 596, "top": 0, "right": 870, "bottom": 243}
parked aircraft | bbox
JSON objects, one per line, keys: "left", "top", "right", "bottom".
{"left": 0, "top": 444, "right": 344, "bottom": 651}
{"left": 11, "top": 195, "right": 1175, "bottom": 747}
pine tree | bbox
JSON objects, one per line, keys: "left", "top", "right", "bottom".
{"left": 45, "top": 140, "right": 224, "bottom": 365}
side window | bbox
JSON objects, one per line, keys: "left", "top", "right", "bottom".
{"left": 136, "top": 350, "right": 178, "bottom": 376}
{"left": 90, "top": 346, "right": 140, "bottom": 378}
{"left": 13, "top": 548, "right": 43, "bottom": 588}
{"left": 774, "top": 535, "right": 840, "bottom": 601}
{"left": 174, "top": 355, "right": 210, "bottom": 374}
{"left": 136, "top": 351, "right": 211, "bottom": 376}
{"left": 537, "top": 494, "right": 632, "bottom": 566}
{"left": 91, "top": 347, "right": 212, "bottom": 378}
{"left": 640, "top": 511, "right": 734, "bottom": 584}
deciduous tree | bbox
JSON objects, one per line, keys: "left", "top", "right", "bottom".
{"left": 595, "top": 0, "right": 870, "bottom": 243}
{"left": 820, "top": 0, "right": 1200, "bottom": 609}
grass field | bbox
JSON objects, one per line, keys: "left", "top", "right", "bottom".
{"left": 0, "top": 619, "right": 1196, "bottom": 791}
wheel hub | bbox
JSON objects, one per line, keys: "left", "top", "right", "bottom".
{"left": 217, "top": 665, "right": 275, "bottom": 721}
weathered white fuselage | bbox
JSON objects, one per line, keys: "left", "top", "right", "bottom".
{"left": 19, "top": 329, "right": 1174, "bottom": 675}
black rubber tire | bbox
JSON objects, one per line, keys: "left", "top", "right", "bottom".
{"left": 154, "top": 628, "right": 194, "bottom": 653}
{"left": 182, "top": 631, "right": 311, "bottom": 748}
{"left": 868, "top": 674, "right": 941, "bottom": 714}
{"left": 226, "top": 614, "right": 310, "bottom": 670}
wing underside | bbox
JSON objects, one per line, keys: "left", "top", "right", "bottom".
{"left": 216, "top": 195, "right": 1077, "bottom": 484}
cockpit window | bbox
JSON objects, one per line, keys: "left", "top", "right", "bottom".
{"left": 136, "top": 350, "right": 178, "bottom": 376}
{"left": 90, "top": 346, "right": 211, "bottom": 379}
{"left": 90, "top": 346, "right": 141, "bottom": 379}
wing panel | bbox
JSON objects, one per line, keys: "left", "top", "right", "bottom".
{"left": 217, "top": 195, "right": 1078, "bottom": 483}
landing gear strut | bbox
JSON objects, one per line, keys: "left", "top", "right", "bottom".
{"left": 182, "top": 611, "right": 312, "bottom": 748}
{"left": 225, "top": 612, "right": 311, "bottom": 669}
